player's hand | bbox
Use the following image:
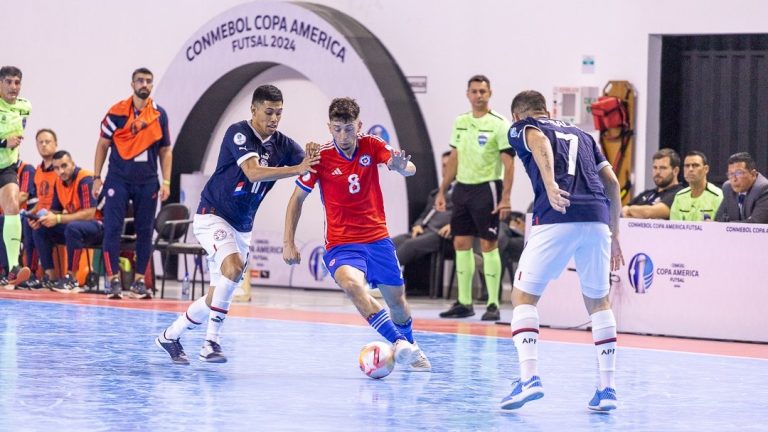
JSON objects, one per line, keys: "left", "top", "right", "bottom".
{"left": 40, "top": 212, "right": 58, "bottom": 228}
{"left": 434, "top": 192, "right": 446, "bottom": 212}
{"left": 492, "top": 198, "right": 512, "bottom": 221}
{"left": 610, "top": 235, "right": 624, "bottom": 271}
{"left": 28, "top": 218, "right": 41, "bottom": 230}
{"left": 410, "top": 225, "right": 424, "bottom": 238}
{"left": 92, "top": 178, "right": 103, "bottom": 199}
{"left": 283, "top": 243, "right": 301, "bottom": 265}
{"left": 388, "top": 148, "right": 411, "bottom": 172}
{"left": 438, "top": 224, "right": 451, "bottom": 238}
{"left": 545, "top": 182, "right": 570, "bottom": 214}
{"left": 297, "top": 144, "right": 321, "bottom": 175}
{"left": 6, "top": 135, "right": 23, "bottom": 149}
{"left": 159, "top": 184, "right": 170, "bottom": 202}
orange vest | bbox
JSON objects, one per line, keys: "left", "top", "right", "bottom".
{"left": 108, "top": 96, "right": 163, "bottom": 160}
{"left": 54, "top": 168, "right": 101, "bottom": 220}
{"left": 17, "top": 161, "right": 33, "bottom": 210}
{"left": 35, "top": 162, "right": 58, "bottom": 210}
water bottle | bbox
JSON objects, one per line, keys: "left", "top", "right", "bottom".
{"left": 181, "top": 272, "right": 190, "bottom": 301}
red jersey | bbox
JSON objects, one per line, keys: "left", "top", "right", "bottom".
{"left": 296, "top": 134, "right": 392, "bottom": 250}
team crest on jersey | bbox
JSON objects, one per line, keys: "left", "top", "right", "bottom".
{"left": 359, "top": 154, "right": 372, "bottom": 167}
{"left": 478, "top": 133, "right": 489, "bottom": 146}
{"left": 234, "top": 132, "right": 247, "bottom": 145}
{"left": 213, "top": 229, "right": 227, "bottom": 241}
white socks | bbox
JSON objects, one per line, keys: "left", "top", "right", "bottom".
{"left": 511, "top": 304, "right": 540, "bottom": 380}
{"left": 204, "top": 277, "right": 240, "bottom": 344}
{"left": 164, "top": 296, "right": 210, "bottom": 340}
{"left": 591, "top": 309, "right": 617, "bottom": 389}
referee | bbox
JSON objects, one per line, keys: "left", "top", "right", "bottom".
{"left": 435, "top": 75, "right": 515, "bottom": 321}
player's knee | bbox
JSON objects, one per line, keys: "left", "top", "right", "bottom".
{"left": 336, "top": 276, "right": 366, "bottom": 293}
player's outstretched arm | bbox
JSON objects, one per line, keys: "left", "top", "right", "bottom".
{"left": 387, "top": 148, "right": 416, "bottom": 177}
{"left": 283, "top": 186, "right": 310, "bottom": 265}
{"left": 526, "top": 128, "right": 570, "bottom": 214}
{"left": 241, "top": 146, "right": 320, "bottom": 183}
{"left": 598, "top": 165, "right": 625, "bottom": 271}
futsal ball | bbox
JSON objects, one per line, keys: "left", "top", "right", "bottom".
{"left": 358, "top": 341, "right": 395, "bottom": 379}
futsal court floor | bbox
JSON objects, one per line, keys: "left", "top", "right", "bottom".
{"left": 1, "top": 285, "right": 766, "bottom": 432}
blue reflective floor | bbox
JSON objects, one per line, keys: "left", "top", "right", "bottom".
{"left": 1, "top": 299, "right": 767, "bottom": 432}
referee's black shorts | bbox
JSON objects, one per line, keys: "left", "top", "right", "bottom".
{"left": 450, "top": 180, "right": 502, "bottom": 240}
{"left": 0, "top": 164, "right": 18, "bottom": 189}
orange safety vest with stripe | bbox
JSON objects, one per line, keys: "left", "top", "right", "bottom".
{"left": 35, "top": 161, "right": 58, "bottom": 211}
{"left": 107, "top": 96, "right": 163, "bottom": 160}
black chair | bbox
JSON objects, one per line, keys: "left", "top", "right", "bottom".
{"left": 152, "top": 203, "right": 207, "bottom": 299}
{"left": 429, "top": 238, "right": 487, "bottom": 300}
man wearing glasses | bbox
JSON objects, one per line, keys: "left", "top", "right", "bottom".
{"left": 715, "top": 152, "right": 768, "bottom": 223}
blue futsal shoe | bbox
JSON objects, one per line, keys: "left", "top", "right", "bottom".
{"left": 500, "top": 376, "right": 544, "bottom": 410}
{"left": 588, "top": 387, "right": 617, "bottom": 411}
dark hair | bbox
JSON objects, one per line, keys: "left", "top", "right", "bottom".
{"left": 252, "top": 84, "right": 283, "bottom": 105}
{"left": 0, "top": 66, "right": 22, "bottom": 80}
{"left": 328, "top": 97, "right": 360, "bottom": 122}
{"left": 36, "top": 128, "right": 58, "bottom": 142}
{"left": 653, "top": 148, "right": 681, "bottom": 169}
{"left": 684, "top": 150, "right": 709, "bottom": 166}
{"left": 511, "top": 90, "right": 548, "bottom": 115}
{"left": 728, "top": 152, "right": 756, "bottom": 171}
{"left": 503, "top": 210, "right": 525, "bottom": 224}
{"left": 467, "top": 74, "right": 490, "bottom": 89}
{"left": 52, "top": 150, "right": 71, "bottom": 160}
{"left": 131, "top": 67, "right": 153, "bottom": 81}
{"left": 441, "top": 150, "right": 452, "bottom": 158}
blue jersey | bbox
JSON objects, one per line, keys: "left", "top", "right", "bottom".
{"left": 508, "top": 117, "right": 610, "bottom": 225}
{"left": 197, "top": 120, "right": 305, "bottom": 232}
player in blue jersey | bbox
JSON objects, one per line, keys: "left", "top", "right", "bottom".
{"left": 499, "top": 91, "right": 624, "bottom": 412}
{"left": 155, "top": 84, "right": 320, "bottom": 364}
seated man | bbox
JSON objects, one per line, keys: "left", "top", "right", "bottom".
{"left": 392, "top": 151, "right": 453, "bottom": 270}
{"left": 670, "top": 151, "right": 723, "bottom": 221}
{"left": 30, "top": 150, "right": 103, "bottom": 292}
{"left": 622, "top": 148, "right": 684, "bottom": 219}
{"left": 498, "top": 211, "right": 525, "bottom": 281}
{"left": 715, "top": 152, "right": 768, "bottom": 223}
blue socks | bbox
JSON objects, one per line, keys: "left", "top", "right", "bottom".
{"left": 367, "top": 309, "right": 406, "bottom": 343}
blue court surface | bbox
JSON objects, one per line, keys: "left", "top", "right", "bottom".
{"left": 1, "top": 299, "right": 766, "bottom": 432}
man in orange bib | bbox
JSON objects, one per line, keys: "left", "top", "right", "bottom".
{"left": 92, "top": 68, "right": 172, "bottom": 300}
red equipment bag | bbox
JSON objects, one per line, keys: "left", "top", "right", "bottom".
{"left": 591, "top": 96, "right": 629, "bottom": 133}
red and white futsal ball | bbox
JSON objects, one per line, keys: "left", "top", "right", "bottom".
{"left": 358, "top": 341, "right": 395, "bottom": 379}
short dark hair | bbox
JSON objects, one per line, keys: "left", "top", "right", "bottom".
{"left": 52, "top": 150, "right": 71, "bottom": 160}
{"left": 467, "top": 74, "right": 490, "bottom": 89}
{"left": 728, "top": 152, "right": 756, "bottom": 171}
{"left": 0, "top": 66, "right": 22, "bottom": 80}
{"left": 36, "top": 128, "right": 58, "bottom": 142}
{"left": 328, "top": 97, "right": 360, "bottom": 122}
{"left": 252, "top": 84, "right": 283, "bottom": 105}
{"left": 441, "top": 150, "right": 452, "bottom": 158}
{"left": 684, "top": 150, "right": 709, "bottom": 166}
{"left": 653, "top": 148, "right": 681, "bottom": 169}
{"left": 511, "top": 90, "right": 548, "bottom": 115}
{"left": 132, "top": 67, "right": 153, "bottom": 81}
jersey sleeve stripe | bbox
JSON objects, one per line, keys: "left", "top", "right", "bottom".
{"left": 295, "top": 179, "right": 313, "bottom": 193}
{"left": 236, "top": 152, "right": 260, "bottom": 167}
{"left": 100, "top": 124, "right": 113, "bottom": 137}
{"left": 596, "top": 160, "right": 611, "bottom": 171}
{"left": 520, "top": 124, "right": 542, "bottom": 153}
{"left": 106, "top": 116, "right": 117, "bottom": 131}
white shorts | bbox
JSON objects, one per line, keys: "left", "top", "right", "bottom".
{"left": 193, "top": 213, "right": 251, "bottom": 286}
{"left": 514, "top": 222, "right": 611, "bottom": 299}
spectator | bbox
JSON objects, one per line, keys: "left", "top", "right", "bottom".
{"left": 622, "top": 148, "right": 684, "bottom": 219}
{"left": 715, "top": 152, "right": 768, "bottom": 223}
{"left": 498, "top": 211, "right": 525, "bottom": 281}
{"left": 669, "top": 151, "right": 723, "bottom": 221}
{"left": 392, "top": 151, "right": 453, "bottom": 270}
{"left": 30, "top": 151, "right": 102, "bottom": 292}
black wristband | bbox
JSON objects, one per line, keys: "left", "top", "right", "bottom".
{"left": 0, "top": 139, "right": 6, "bottom": 148}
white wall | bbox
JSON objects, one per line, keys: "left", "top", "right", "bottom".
{"left": 7, "top": 0, "right": 768, "bottom": 210}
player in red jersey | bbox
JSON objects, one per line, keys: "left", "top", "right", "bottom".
{"left": 283, "top": 97, "right": 430, "bottom": 372}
